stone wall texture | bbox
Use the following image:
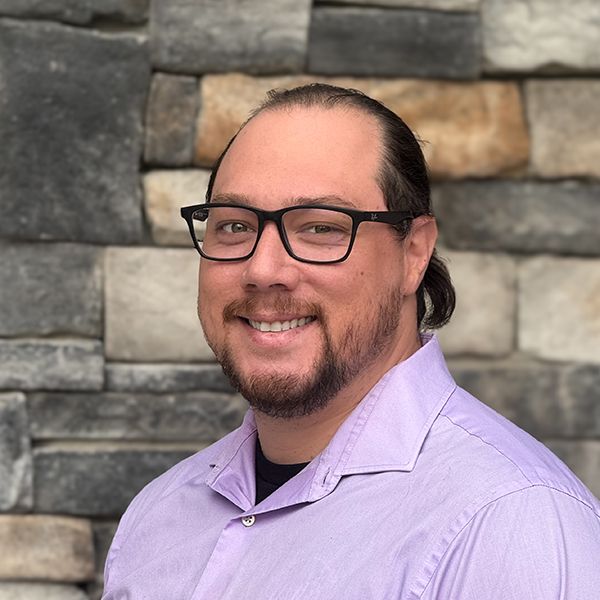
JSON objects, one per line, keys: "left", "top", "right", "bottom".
{"left": 0, "top": 1, "right": 598, "bottom": 597}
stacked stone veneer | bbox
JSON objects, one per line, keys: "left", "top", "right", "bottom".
{"left": 0, "top": 0, "right": 599, "bottom": 597}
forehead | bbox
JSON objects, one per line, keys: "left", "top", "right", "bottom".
{"left": 213, "top": 106, "right": 386, "bottom": 211}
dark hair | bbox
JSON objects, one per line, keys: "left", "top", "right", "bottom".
{"left": 206, "top": 83, "right": 455, "bottom": 330}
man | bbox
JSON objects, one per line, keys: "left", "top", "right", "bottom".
{"left": 102, "top": 85, "right": 600, "bottom": 599}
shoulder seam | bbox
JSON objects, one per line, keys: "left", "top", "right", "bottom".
{"left": 439, "top": 413, "right": 534, "bottom": 485}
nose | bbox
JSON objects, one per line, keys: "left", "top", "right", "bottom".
{"left": 240, "top": 222, "right": 300, "bottom": 292}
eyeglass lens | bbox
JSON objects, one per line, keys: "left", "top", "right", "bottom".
{"left": 192, "top": 206, "right": 354, "bottom": 262}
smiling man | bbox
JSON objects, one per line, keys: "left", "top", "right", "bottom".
{"left": 102, "top": 85, "right": 600, "bottom": 599}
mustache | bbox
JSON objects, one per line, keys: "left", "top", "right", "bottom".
{"left": 223, "top": 296, "right": 324, "bottom": 323}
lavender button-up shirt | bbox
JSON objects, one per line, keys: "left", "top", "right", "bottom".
{"left": 103, "top": 336, "right": 600, "bottom": 599}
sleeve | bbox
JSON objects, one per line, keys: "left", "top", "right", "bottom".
{"left": 102, "top": 454, "right": 201, "bottom": 595}
{"left": 102, "top": 486, "right": 147, "bottom": 594}
{"left": 421, "top": 485, "right": 600, "bottom": 600}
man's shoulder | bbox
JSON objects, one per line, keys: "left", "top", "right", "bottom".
{"left": 120, "top": 428, "right": 239, "bottom": 524}
{"left": 407, "top": 386, "right": 600, "bottom": 598}
{"left": 434, "top": 385, "right": 599, "bottom": 511}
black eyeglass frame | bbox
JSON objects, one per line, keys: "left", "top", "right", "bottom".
{"left": 180, "top": 203, "right": 414, "bottom": 265}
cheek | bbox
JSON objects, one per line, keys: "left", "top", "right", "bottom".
{"left": 197, "top": 264, "right": 223, "bottom": 324}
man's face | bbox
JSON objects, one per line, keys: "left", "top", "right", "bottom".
{"left": 198, "top": 106, "right": 420, "bottom": 418}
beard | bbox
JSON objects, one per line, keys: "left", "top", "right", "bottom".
{"left": 204, "top": 288, "right": 404, "bottom": 420}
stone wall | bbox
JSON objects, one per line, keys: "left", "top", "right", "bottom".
{"left": 0, "top": 0, "right": 599, "bottom": 597}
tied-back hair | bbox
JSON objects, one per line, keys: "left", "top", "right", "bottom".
{"left": 205, "top": 83, "right": 456, "bottom": 331}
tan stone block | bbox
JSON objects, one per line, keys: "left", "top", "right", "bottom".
{"left": 195, "top": 74, "right": 315, "bottom": 167}
{"left": 436, "top": 250, "right": 516, "bottom": 357}
{"left": 0, "top": 583, "right": 88, "bottom": 600}
{"left": 527, "top": 80, "right": 600, "bottom": 178}
{"left": 105, "top": 247, "right": 214, "bottom": 362}
{"left": 0, "top": 515, "right": 94, "bottom": 582}
{"left": 362, "top": 79, "right": 529, "bottom": 179}
{"left": 143, "top": 170, "right": 211, "bottom": 246}
{"left": 195, "top": 74, "right": 530, "bottom": 179}
{"left": 519, "top": 257, "right": 600, "bottom": 363}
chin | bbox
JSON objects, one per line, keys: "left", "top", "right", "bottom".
{"left": 218, "top": 343, "right": 349, "bottom": 420}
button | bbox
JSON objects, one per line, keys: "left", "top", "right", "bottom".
{"left": 242, "top": 515, "right": 256, "bottom": 527}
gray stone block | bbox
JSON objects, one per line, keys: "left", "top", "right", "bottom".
{"left": 106, "top": 363, "right": 235, "bottom": 393}
{"left": 0, "top": 340, "right": 103, "bottom": 391}
{"left": 483, "top": 0, "right": 600, "bottom": 73}
{"left": 150, "top": 0, "right": 311, "bottom": 75}
{"left": 0, "top": 0, "right": 148, "bottom": 24}
{"left": 85, "top": 521, "right": 118, "bottom": 600}
{"left": 308, "top": 7, "right": 480, "bottom": 78}
{"left": 0, "top": 244, "right": 102, "bottom": 337}
{"left": 92, "top": 522, "right": 118, "bottom": 574}
{"left": 324, "top": 0, "right": 479, "bottom": 10}
{"left": 28, "top": 392, "right": 247, "bottom": 442}
{"left": 34, "top": 448, "right": 197, "bottom": 516}
{"left": 0, "top": 583, "right": 88, "bottom": 600}
{"left": 86, "top": 581, "right": 104, "bottom": 600}
{"left": 0, "top": 393, "right": 32, "bottom": 512}
{"left": 543, "top": 441, "right": 600, "bottom": 500}
{"left": 519, "top": 257, "right": 600, "bottom": 364}
{"left": 453, "top": 362, "right": 600, "bottom": 439}
{"left": 0, "top": 515, "right": 94, "bottom": 581}
{"left": 0, "top": 19, "right": 149, "bottom": 244}
{"left": 435, "top": 181, "right": 600, "bottom": 256}
{"left": 144, "top": 73, "right": 198, "bottom": 166}
{"left": 436, "top": 251, "right": 516, "bottom": 358}
{"left": 451, "top": 364, "right": 565, "bottom": 439}
{"left": 527, "top": 80, "right": 600, "bottom": 179}
{"left": 564, "top": 365, "right": 600, "bottom": 438}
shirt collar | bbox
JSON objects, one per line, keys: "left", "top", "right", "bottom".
{"left": 320, "top": 333, "right": 455, "bottom": 478}
{"left": 206, "top": 334, "right": 456, "bottom": 511}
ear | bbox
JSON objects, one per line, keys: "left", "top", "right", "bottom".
{"left": 402, "top": 216, "right": 437, "bottom": 296}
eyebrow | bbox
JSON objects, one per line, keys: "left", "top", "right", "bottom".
{"left": 210, "top": 193, "right": 358, "bottom": 209}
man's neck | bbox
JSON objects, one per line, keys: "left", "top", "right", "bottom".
{"left": 254, "top": 391, "right": 361, "bottom": 464}
{"left": 254, "top": 331, "right": 422, "bottom": 465}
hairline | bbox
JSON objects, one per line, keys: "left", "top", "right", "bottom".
{"left": 243, "top": 102, "right": 397, "bottom": 214}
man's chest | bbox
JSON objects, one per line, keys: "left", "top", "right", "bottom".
{"left": 104, "top": 474, "right": 439, "bottom": 600}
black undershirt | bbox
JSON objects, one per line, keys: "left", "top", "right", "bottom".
{"left": 255, "top": 438, "right": 310, "bottom": 505}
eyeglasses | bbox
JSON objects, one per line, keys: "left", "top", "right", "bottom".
{"left": 180, "top": 203, "right": 413, "bottom": 264}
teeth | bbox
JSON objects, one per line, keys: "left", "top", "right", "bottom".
{"left": 249, "top": 316, "right": 313, "bottom": 332}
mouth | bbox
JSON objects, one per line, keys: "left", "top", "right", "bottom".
{"left": 247, "top": 316, "right": 315, "bottom": 333}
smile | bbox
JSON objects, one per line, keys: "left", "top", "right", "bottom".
{"left": 248, "top": 316, "right": 314, "bottom": 332}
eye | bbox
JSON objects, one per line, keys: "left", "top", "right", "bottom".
{"left": 310, "top": 224, "right": 334, "bottom": 234}
{"left": 223, "top": 222, "right": 250, "bottom": 233}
